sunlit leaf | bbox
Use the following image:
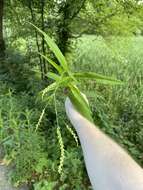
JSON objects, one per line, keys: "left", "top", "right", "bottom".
{"left": 30, "top": 23, "right": 68, "bottom": 71}
{"left": 47, "top": 72, "right": 60, "bottom": 81}
{"left": 73, "top": 72, "right": 123, "bottom": 85}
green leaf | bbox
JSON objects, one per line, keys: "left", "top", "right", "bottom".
{"left": 35, "top": 158, "right": 48, "bottom": 174}
{"left": 30, "top": 23, "right": 68, "bottom": 71}
{"left": 39, "top": 53, "right": 63, "bottom": 74}
{"left": 42, "top": 77, "right": 74, "bottom": 99}
{"left": 73, "top": 72, "right": 123, "bottom": 85}
{"left": 58, "top": 76, "right": 74, "bottom": 87}
{"left": 93, "top": 79, "right": 123, "bottom": 85}
{"left": 68, "top": 85, "right": 93, "bottom": 122}
{"left": 47, "top": 72, "right": 60, "bottom": 81}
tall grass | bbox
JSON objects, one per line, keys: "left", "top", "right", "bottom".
{"left": 72, "top": 35, "right": 143, "bottom": 166}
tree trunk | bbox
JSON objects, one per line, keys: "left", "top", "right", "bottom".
{"left": 28, "top": 0, "right": 44, "bottom": 79}
{"left": 41, "top": 0, "right": 47, "bottom": 75}
{"left": 57, "top": 0, "right": 86, "bottom": 55}
{"left": 0, "top": 0, "right": 5, "bottom": 57}
{"left": 57, "top": 16, "right": 69, "bottom": 55}
{"left": 57, "top": 3, "right": 71, "bottom": 55}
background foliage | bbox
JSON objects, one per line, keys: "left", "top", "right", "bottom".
{"left": 0, "top": 0, "right": 143, "bottom": 189}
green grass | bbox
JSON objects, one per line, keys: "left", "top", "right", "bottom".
{"left": 72, "top": 35, "right": 143, "bottom": 166}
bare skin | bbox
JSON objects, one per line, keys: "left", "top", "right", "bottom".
{"left": 65, "top": 97, "right": 143, "bottom": 190}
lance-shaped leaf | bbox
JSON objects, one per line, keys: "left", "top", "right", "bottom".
{"left": 39, "top": 53, "right": 63, "bottom": 74}
{"left": 68, "top": 85, "right": 93, "bottom": 122}
{"left": 47, "top": 72, "right": 60, "bottom": 81}
{"left": 30, "top": 23, "right": 68, "bottom": 71}
{"left": 73, "top": 72, "right": 123, "bottom": 85}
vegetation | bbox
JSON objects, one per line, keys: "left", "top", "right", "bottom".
{"left": 0, "top": 0, "right": 143, "bottom": 189}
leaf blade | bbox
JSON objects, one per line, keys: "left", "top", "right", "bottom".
{"left": 39, "top": 53, "right": 63, "bottom": 74}
{"left": 46, "top": 72, "right": 60, "bottom": 81}
{"left": 73, "top": 72, "right": 123, "bottom": 85}
{"left": 30, "top": 23, "right": 68, "bottom": 71}
{"left": 68, "top": 85, "right": 93, "bottom": 122}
